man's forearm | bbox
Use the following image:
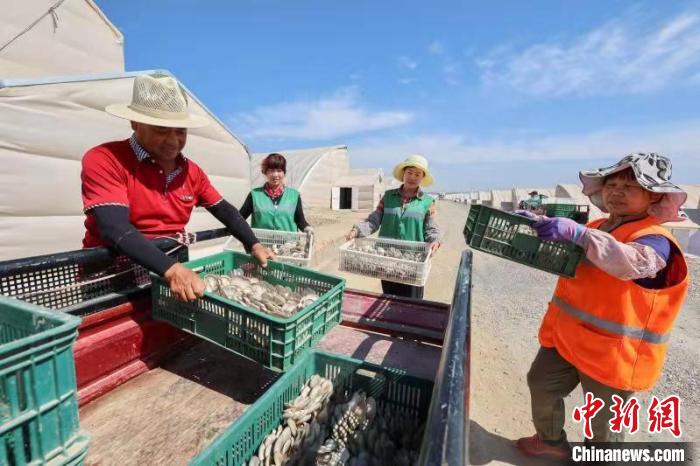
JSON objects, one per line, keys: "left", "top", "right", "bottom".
{"left": 238, "top": 193, "right": 253, "bottom": 220}
{"left": 92, "top": 206, "right": 176, "bottom": 275}
{"left": 207, "top": 199, "right": 258, "bottom": 249}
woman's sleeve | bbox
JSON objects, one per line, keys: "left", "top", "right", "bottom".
{"left": 423, "top": 200, "right": 442, "bottom": 243}
{"left": 353, "top": 196, "right": 384, "bottom": 237}
{"left": 578, "top": 229, "right": 668, "bottom": 280}
{"left": 294, "top": 196, "right": 310, "bottom": 230}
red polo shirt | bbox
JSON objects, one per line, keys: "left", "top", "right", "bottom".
{"left": 81, "top": 139, "right": 223, "bottom": 247}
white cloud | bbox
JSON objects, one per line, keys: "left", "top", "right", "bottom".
{"left": 428, "top": 40, "right": 445, "bottom": 56}
{"left": 426, "top": 39, "right": 462, "bottom": 86}
{"left": 442, "top": 61, "right": 462, "bottom": 86}
{"left": 397, "top": 56, "right": 418, "bottom": 85}
{"left": 350, "top": 120, "right": 700, "bottom": 167}
{"left": 478, "top": 11, "right": 700, "bottom": 96}
{"left": 398, "top": 56, "right": 418, "bottom": 71}
{"left": 232, "top": 87, "right": 414, "bottom": 141}
{"left": 349, "top": 121, "right": 700, "bottom": 189}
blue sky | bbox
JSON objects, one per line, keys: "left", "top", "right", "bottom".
{"left": 98, "top": 0, "right": 700, "bottom": 192}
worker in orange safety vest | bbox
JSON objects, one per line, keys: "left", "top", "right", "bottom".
{"left": 515, "top": 153, "right": 690, "bottom": 460}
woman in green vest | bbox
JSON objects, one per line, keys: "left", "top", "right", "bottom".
{"left": 239, "top": 153, "right": 313, "bottom": 234}
{"left": 346, "top": 155, "right": 442, "bottom": 299}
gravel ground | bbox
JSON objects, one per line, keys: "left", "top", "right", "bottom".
{"left": 657, "top": 256, "right": 700, "bottom": 412}
{"left": 312, "top": 201, "right": 699, "bottom": 465}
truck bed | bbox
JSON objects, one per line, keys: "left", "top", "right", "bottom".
{"left": 79, "top": 298, "right": 444, "bottom": 465}
{"left": 0, "top": 232, "right": 470, "bottom": 466}
{"left": 80, "top": 341, "right": 275, "bottom": 465}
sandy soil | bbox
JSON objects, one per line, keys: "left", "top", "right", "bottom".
{"left": 308, "top": 201, "right": 699, "bottom": 465}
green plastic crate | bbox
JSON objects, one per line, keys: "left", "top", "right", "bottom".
{"left": 151, "top": 251, "right": 346, "bottom": 372}
{"left": 544, "top": 203, "right": 577, "bottom": 218}
{"left": 190, "top": 350, "right": 434, "bottom": 466}
{"left": 0, "top": 297, "right": 90, "bottom": 465}
{"left": 571, "top": 210, "right": 590, "bottom": 224}
{"left": 464, "top": 205, "right": 584, "bottom": 277}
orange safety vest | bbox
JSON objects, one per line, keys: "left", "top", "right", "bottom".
{"left": 540, "top": 216, "right": 689, "bottom": 391}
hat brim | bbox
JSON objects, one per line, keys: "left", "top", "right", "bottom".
{"left": 105, "top": 104, "right": 210, "bottom": 129}
{"left": 579, "top": 164, "right": 687, "bottom": 223}
{"left": 393, "top": 163, "right": 434, "bottom": 187}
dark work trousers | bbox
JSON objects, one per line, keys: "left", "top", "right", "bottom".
{"left": 380, "top": 280, "right": 424, "bottom": 299}
{"left": 527, "top": 346, "right": 633, "bottom": 445}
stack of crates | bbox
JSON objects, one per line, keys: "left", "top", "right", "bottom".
{"left": 1, "top": 235, "right": 440, "bottom": 465}
{"left": 0, "top": 297, "right": 90, "bottom": 465}
{"left": 151, "top": 250, "right": 436, "bottom": 465}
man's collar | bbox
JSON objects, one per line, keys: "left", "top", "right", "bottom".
{"left": 398, "top": 184, "right": 424, "bottom": 199}
{"left": 129, "top": 134, "right": 151, "bottom": 162}
{"left": 128, "top": 133, "right": 188, "bottom": 164}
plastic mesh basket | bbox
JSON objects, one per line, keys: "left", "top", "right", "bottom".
{"left": 544, "top": 203, "right": 578, "bottom": 218}
{"left": 0, "top": 247, "right": 187, "bottom": 316}
{"left": 339, "top": 237, "right": 432, "bottom": 287}
{"left": 190, "top": 350, "right": 434, "bottom": 466}
{"left": 0, "top": 297, "right": 90, "bottom": 465}
{"left": 224, "top": 228, "right": 313, "bottom": 267}
{"left": 151, "top": 251, "right": 345, "bottom": 372}
{"left": 464, "top": 205, "right": 584, "bottom": 277}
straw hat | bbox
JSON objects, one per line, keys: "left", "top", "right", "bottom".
{"left": 105, "top": 73, "right": 209, "bottom": 128}
{"left": 392, "top": 154, "right": 434, "bottom": 187}
{"left": 579, "top": 153, "right": 687, "bottom": 223}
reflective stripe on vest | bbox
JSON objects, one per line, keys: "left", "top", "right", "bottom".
{"left": 255, "top": 204, "right": 296, "bottom": 214}
{"left": 383, "top": 206, "right": 425, "bottom": 221}
{"left": 383, "top": 207, "right": 402, "bottom": 217}
{"left": 539, "top": 216, "right": 689, "bottom": 390}
{"left": 378, "top": 188, "right": 433, "bottom": 241}
{"left": 552, "top": 296, "right": 671, "bottom": 344}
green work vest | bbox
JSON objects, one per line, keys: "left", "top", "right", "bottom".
{"left": 378, "top": 188, "right": 434, "bottom": 241}
{"left": 251, "top": 187, "right": 299, "bottom": 232}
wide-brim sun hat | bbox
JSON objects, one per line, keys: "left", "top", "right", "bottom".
{"left": 393, "top": 154, "right": 434, "bottom": 187}
{"left": 105, "top": 73, "right": 209, "bottom": 129}
{"left": 579, "top": 152, "right": 687, "bottom": 223}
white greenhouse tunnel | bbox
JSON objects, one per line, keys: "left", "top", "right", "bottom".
{"left": 2, "top": 0, "right": 125, "bottom": 80}
{"left": 444, "top": 184, "right": 700, "bottom": 256}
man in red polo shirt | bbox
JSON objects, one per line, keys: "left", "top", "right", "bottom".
{"left": 81, "top": 73, "right": 272, "bottom": 301}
